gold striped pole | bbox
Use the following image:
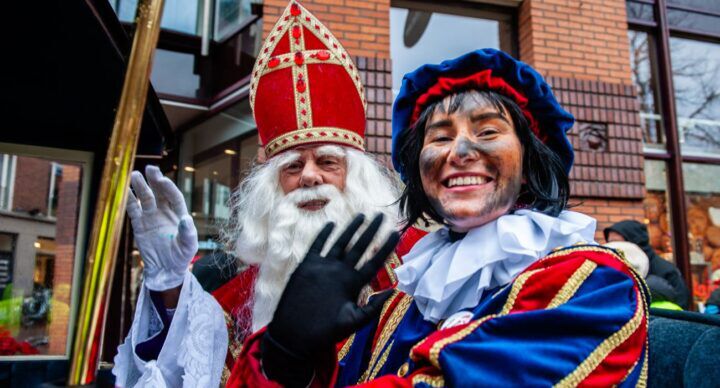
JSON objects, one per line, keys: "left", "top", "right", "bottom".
{"left": 68, "top": 0, "right": 165, "bottom": 384}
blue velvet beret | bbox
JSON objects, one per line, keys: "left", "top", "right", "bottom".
{"left": 391, "top": 48, "right": 575, "bottom": 181}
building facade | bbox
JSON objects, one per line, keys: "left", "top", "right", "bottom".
{"left": 135, "top": 0, "right": 718, "bottom": 308}
{"left": 106, "top": 0, "right": 720, "bottom": 313}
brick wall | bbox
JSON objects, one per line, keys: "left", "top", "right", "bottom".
{"left": 47, "top": 164, "right": 81, "bottom": 355}
{"left": 519, "top": 0, "right": 632, "bottom": 84}
{"left": 262, "top": 0, "right": 390, "bottom": 58}
{"left": 519, "top": 0, "right": 646, "bottom": 228}
{"left": 258, "top": 0, "right": 647, "bottom": 229}
{"left": 548, "top": 76, "right": 646, "bottom": 199}
{"left": 13, "top": 157, "right": 51, "bottom": 215}
{"left": 572, "top": 198, "right": 646, "bottom": 242}
{"left": 358, "top": 57, "right": 393, "bottom": 164}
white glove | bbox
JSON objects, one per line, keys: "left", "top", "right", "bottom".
{"left": 127, "top": 165, "right": 198, "bottom": 291}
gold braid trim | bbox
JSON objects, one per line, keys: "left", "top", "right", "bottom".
{"left": 424, "top": 314, "right": 496, "bottom": 369}
{"left": 553, "top": 291, "right": 645, "bottom": 388}
{"left": 546, "top": 260, "right": 597, "bottom": 309}
{"left": 411, "top": 373, "right": 446, "bottom": 387}
{"left": 638, "top": 346, "right": 648, "bottom": 387}
{"left": 337, "top": 334, "right": 355, "bottom": 362}
{"left": 264, "top": 127, "right": 365, "bottom": 157}
{"left": 366, "top": 340, "right": 395, "bottom": 381}
{"left": 383, "top": 252, "right": 401, "bottom": 286}
{"left": 250, "top": 3, "right": 293, "bottom": 108}
{"left": 499, "top": 268, "right": 544, "bottom": 315}
{"left": 358, "top": 293, "right": 413, "bottom": 383}
{"left": 260, "top": 50, "right": 343, "bottom": 77}
{"left": 289, "top": 19, "right": 312, "bottom": 131}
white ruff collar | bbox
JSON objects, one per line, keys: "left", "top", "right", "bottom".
{"left": 395, "top": 210, "right": 597, "bottom": 323}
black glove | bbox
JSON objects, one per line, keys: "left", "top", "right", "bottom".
{"left": 261, "top": 214, "right": 399, "bottom": 386}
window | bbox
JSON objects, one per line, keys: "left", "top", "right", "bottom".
{"left": 627, "top": 0, "right": 720, "bottom": 309}
{"left": 628, "top": 30, "right": 665, "bottom": 152}
{"left": 177, "top": 99, "right": 258, "bottom": 254}
{"left": 47, "top": 163, "right": 62, "bottom": 218}
{"left": 0, "top": 154, "right": 16, "bottom": 211}
{"left": 670, "top": 38, "right": 720, "bottom": 157}
{"left": 390, "top": 2, "right": 515, "bottom": 97}
{"left": 643, "top": 160, "right": 675, "bottom": 261}
{"left": 0, "top": 144, "right": 91, "bottom": 358}
{"left": 682, "top": 163, "right": 720, "bottom": 305}
{"left": 113, "top": 0, "right": 202, "bottom": 35}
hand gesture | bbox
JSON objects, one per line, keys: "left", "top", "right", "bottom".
{"left": 127, "top": 165, "right": 198, "bottom": 291}
{"left": 264, "top": 214, "right": 400, "bottom": 365}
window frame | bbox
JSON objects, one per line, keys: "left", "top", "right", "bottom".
{"left": 628, "top": 0, "right": 720, "bottom": 305}
{"left": 0, "top": 142, "right": 93, "bottom": 361}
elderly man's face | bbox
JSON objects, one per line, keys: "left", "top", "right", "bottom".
{"left": 279, "top": 145, "right": 347, "bottom": 211}
{"left": 419, "top": 92, "right": 523, "bottom": 232}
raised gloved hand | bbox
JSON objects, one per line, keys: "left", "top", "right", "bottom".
{"left": 261, "top": 214, "right": 400, "bottom": 386}
{"left": 127, "top": 165, "right": 198, "bottom": 291}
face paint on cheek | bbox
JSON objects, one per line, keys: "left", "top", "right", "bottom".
{"left": 419, "top": 146, "right": 446, "bottom": 179}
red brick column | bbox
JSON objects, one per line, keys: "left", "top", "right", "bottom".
{"left": 519, "top": 0, "right": 632, "bottom": 84}
{"left": 47, "top": 164, "right": 81, "bottom": 355}
{"left": 520, "top": 0, "right": 645, "bottom": 231}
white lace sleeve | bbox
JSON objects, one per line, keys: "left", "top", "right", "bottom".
{"left": 112, "top": 272, "right": 228, "bottom": 387}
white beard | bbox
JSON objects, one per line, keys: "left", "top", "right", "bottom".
{"left": 225, "top": 147, "right": 400, "bottom": 333}
{"left": 249, "top": 184, "right": 355, "bottom": 331}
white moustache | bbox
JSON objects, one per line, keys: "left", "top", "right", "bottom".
{"left": 284, "top": 184, "right": 343, "bottom": 206}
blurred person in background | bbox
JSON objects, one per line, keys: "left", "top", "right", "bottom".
{"left": 605, "top": 219, "right": 690, "bottom": 308}
{"left": 606, "top": 240, "right": 682, "bottom": 310}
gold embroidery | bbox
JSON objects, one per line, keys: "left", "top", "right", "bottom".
{"left": 546, "top": 260, "right": 597, "bottom": 309}
{"left": 620, "top": 358, "right": 640, "bottom": 385}
{"left": 366, "top": 339, "right": 394, "bottom": 381}
{"left": 499, "top": 268, "right": 544, "bottom": 315}
{"left": 553, "top": 291, "right": 645, "bottom": 387}
{"left": 543, "top": 245, "right": 622, "bottom": 261}
{"left": 298, "top": 5, "right": 365, "bottom": 110}
{"left": 337, "top": 334, "right": 355, "bottom": 361}
{"left": 425, "top": 314, "right": 495, "bottom": 369}
{"left": 411, "top": 373, "right": 446, "bottom": 387}
{"left": 221, "top": 365, "right": 231, "bottom": 386}
{"left": 358, "top": 293, "right": 412, "bottom": 383}
{"left": 250, "top": 2, "right": 365, "bottom": 111}
{"left": 264, "top": 127, "right": 365, "bottom": 157}
{"left": 249, "top": 3, "right": 293, "bottom": 108}
{"left": 638, "top": 345, "right": 648, "bottom": 388}
{"left": 260, "top": 50, "right": 343, "bottom": 77}
{"left": 288, "top": 19, "right": 312, "bottom": 132}
{"left": 383, "top": 253, "right": 401, "bottom": 286}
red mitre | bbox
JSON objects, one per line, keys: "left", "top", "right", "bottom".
{"left": 250, "top": 1, "right": 366, "bottom": 158}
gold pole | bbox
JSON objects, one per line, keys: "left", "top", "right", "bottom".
{"left": 68, "top": 0, "right": 165, "bottom": 384}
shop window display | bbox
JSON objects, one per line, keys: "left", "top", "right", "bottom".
{"left": 186, "top": 134, "right": 259, "bottom": 255}
{"left": 643, "top": 160, "right": 675, "bottom": 262}
{"left": 628, "top": 30, "right": 665, "bottom": 152}
{"left": 682, "top": 163, "right": 720, "bottom": 307}
{"left": 0, "top": 148, "right": 89, "bottom": 358}
{"left": 670, "top": 37, "right": 720, "bottom": 158}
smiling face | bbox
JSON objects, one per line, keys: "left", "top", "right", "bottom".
{"left": 419, "top": 91, "right": 524, "bottom": 232}
{"left": 278, "top": 145, "right": 347, "bottom": 211}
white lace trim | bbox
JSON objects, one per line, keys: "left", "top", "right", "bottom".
{"left": 112, "top": 271, "right": 228, "bottom": 387}
{"left": 395, "top": 210, "right": 597, "bottom": 323}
